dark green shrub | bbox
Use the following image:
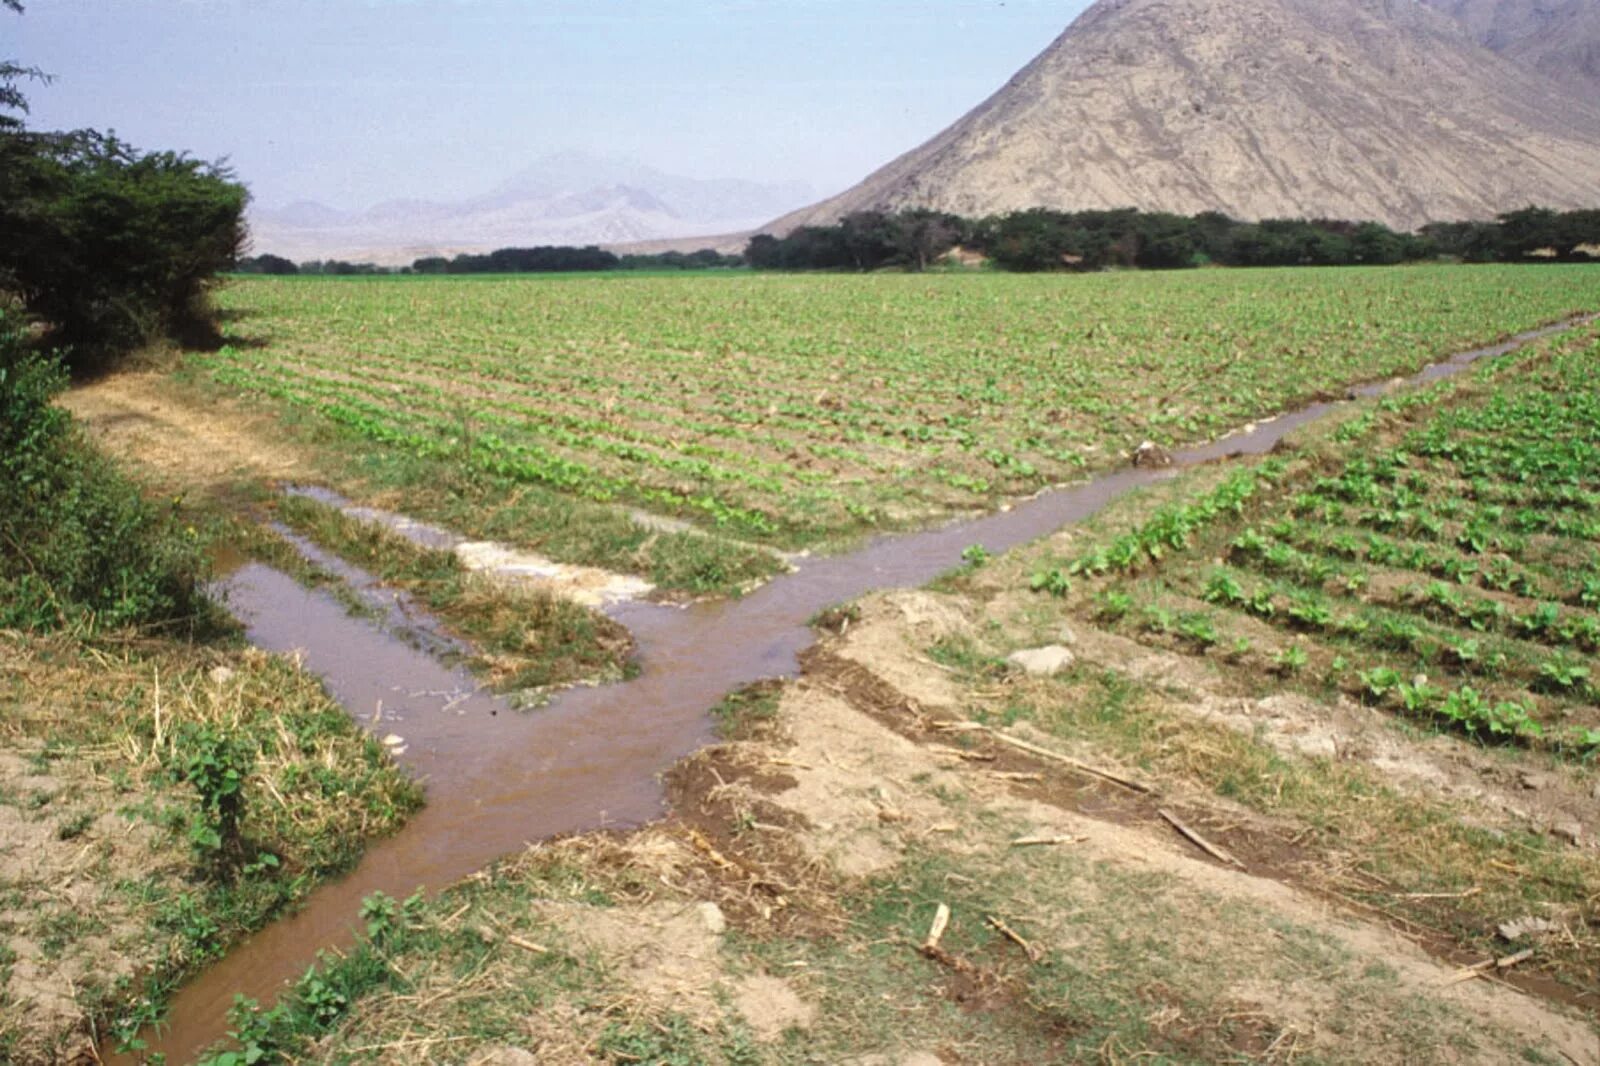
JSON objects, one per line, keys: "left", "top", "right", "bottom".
{"left": 0, "top": 313, "right": 213, "bottom": 632}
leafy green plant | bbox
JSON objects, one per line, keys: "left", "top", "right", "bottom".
{"left": 1537, "top": 656, "right": 1590, "bottom": 694}
{"left": 960, "top": 543, "right": 991, "bottom": 567}
{"left": 1273, "top": 644, "right": 1309, "bottom": 675}
{"left": 1286, "top": 592, "right": 1332, "bottom": 630}
{"left": 201, "top": 994, "right": 288, "bottom": 1066}
{"left": 1142, "top": 606, "right": 1176, "bottom": 636}
{"left": 1358, "top": 667, "right": 1403, "bottom": 702}
{"left": 1202, "top": 571, "right": 1245, "bottom": 608}
{"left": 1095, "top": 589, "right": 1133, "bottom": 621}
{"left": 1514, "top": 602, "right": 1562, "bottom": 638}
{"left": 1177, "top": 612, "right": 1220, "bottom": 649}
{"left": 1029, "top": 567, "right": 1071, "bottom": 596}
{"left": 360, "top": 891, "right": 400, "bottom": 943}
{"left": 168, "top": 723, "right": 257, "bottom": 878}
{"left": 294, "top": 965, "right": 349, "bottom": 1028}
{"left": 1397, "top": 679, "right": 1439, "bottom": 714}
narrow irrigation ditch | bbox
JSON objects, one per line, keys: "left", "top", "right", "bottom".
{"left": 109, "top": 317, "right": 1593, "bottom": 1064}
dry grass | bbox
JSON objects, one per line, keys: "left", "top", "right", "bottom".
{"left": 0, "top": 629, "right": 418, "bottom": 1064}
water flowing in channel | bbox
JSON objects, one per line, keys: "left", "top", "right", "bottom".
{"left": 112, "top": 318, "right": 1589, "bottom": 1064}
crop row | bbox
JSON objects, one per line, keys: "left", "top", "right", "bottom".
{"left": 1034, "top": 328, "right": 1600, "bottom": 756}
{"left": 214, "top": 265, "right": 1600, "bottom": 543}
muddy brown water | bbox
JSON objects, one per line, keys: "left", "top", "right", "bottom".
{"left": 111, "top": 318, "right": 1591, "bottom": 1064}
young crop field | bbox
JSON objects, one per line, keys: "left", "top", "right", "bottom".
{"left": 1030, "top": 326, "right": 1600, "bottom": 756}
{"left": 210, "top": 264, "right": 1600, "bottom": 547}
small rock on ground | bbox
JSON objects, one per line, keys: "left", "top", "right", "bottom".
{"left": 1133, "top": 440, "right": 1173, "bottom": 468}
{"left": 467, "top": 1048, "right": 539, "bottom": 1066}
{"left": 697, "top": 900, "right": 727, "bottom": 935}
{"left": 1007, "top": 646, "right": 1076, "bottom": 677}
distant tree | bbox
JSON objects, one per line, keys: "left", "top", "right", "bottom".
{"left": 988, "top": 210, "right": 1102, "bottom": 271}
{"left": 744, "top": 234, "right": 783, "bottom": 269}
{"left": 236, "top": 253, "right": 298, "bottom": 275}
{"left": 890, "top": 209, "right": 964, "bottom": 270}
{"left": 747, "top": 203, "right": 1593, "bottom": 275}
{"left": 1, "top": 2, "right": 44, "bottom": 133}
{"left": 1188, "top": 211, "right": 1237, "bottom": 263}
{"left": 1132, "top": 212, "right": 1199, "bottom": 269}
{"left": 1350, "top": 221, "right": 1406, "bottom": 265}
{"left": 1418, "top": 220, "right": 1503, "bottom": 262}
{"left": 836, "top": 212, "right": 897, "bottom": 270}
{"left": 1498, "top": 206, "right": 1562, "bottom": 259}
{"left": 790, "top": 225, "right": 856, "bottom": 269}
{"left": 1554, "top": 209, "right": 1600, "bottom": 259}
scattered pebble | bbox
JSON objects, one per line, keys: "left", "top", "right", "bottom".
{"left": 1133, "top": 440, "right": 1173, "bottom": 468}
{"left": 697, "top": 901, "right": 727, "bottom": 936}
{"left": 1498, "top": 916, "right": 1560, "bottom": 942}
{"left": 1551, "top": 822, "right": 1583, "bottom": 847}
{"left": 1007, "top": 646, "right": 1076, "bottom": 677}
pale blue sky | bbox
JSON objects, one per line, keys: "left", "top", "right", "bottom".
{"left": 10, "top": 1, "right": 1091, "bottom": 210}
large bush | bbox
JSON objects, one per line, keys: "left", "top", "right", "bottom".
{"left": 0, "top": 129, "right": 247, "bottom": 364}
{"left": 0, "top": 314, "right": 213, "bottom": 631}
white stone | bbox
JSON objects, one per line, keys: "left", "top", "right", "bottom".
{"left": 1006, "top": 646, "right": 1076, "bottom": 677}
{"left": 467, "top": 1048, "right": 539, "bottom": 1066}
{"left": 697, "top": 901, "right": 727, "bottom": 935}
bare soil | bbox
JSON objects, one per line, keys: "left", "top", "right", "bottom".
{"left": 302, "top": 588, "right": 1597, "bottom": 1063}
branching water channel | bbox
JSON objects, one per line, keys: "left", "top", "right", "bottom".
{"left": 111, "top": 318, "right": 1591, "bottom": 1064}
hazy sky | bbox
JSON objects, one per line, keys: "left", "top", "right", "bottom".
{"left": 10, "top": 1, "right": 1092, "bottom": 210}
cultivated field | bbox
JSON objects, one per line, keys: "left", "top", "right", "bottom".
{"left": 211, "top": 265, "right": 1600, "bottom": 546}
{"left": 43, "top": 266, "right": 1600, "bottom": 1065}
{"left": 182, "top": 327, "right": 1600, "bottom": 1064}
{"left": 1036, "top": 328, "right": 1600, "bottom": 754}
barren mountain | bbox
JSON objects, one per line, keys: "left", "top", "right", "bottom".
{"left": 769, "top": 0, "right": 1600, "bottom": 234}
{"left": 1423, "top": 0, "right": 1600, "bottom": 92}
{"left": 249, "top": 153, "right": 812, "bottom": 265}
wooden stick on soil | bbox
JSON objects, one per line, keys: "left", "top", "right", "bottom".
{"left": 924, "top": 903, "right": 951, "bottom": 952}
{"left": 986, "top": 915, "right": 1041, "bottom": 961}
{"left": 1158, "top": 809, "right": 1246, "bottom": 869}
{"left": 1443, "top": 947, "right": 1535, "bottom": 986}
{"left": 919, "top": 902, "right": 975, "bottom": 972}
{"left": 1010, "top": 833, "right": 1082, "bottom": 848}
{"left": 938, "top": 722, "right": 1151, "bottom": 794}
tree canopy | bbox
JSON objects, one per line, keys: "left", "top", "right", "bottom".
{"left": 1, "top": 2, "right": 247, "bottom": 366}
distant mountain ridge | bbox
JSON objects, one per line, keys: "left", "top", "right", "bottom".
{"left": 768, "top": 0, "right": 1600, "bottom": 235}
{"left": 1422, "top": 0, "right": 1600, "bottom": 92}
{"left": 249, "top": 153, "right": 813, "bottom": 265}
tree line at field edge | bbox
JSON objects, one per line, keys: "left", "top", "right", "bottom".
{"left": 236, "top": 206, "right": 1600, "bottom": 279}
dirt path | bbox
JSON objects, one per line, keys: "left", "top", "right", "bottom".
{"left": 63, "top": 374, "right": 670, "bottom": 608}
{"left": 62, "top": 371, "right": 312, "bottom": 491}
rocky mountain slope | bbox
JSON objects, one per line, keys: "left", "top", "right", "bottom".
{"left": 768, "top": 0, "right": 1600, "bottom": 234}
{"left": 1423, "top": 0, "right": 1600, "bottom": 92}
